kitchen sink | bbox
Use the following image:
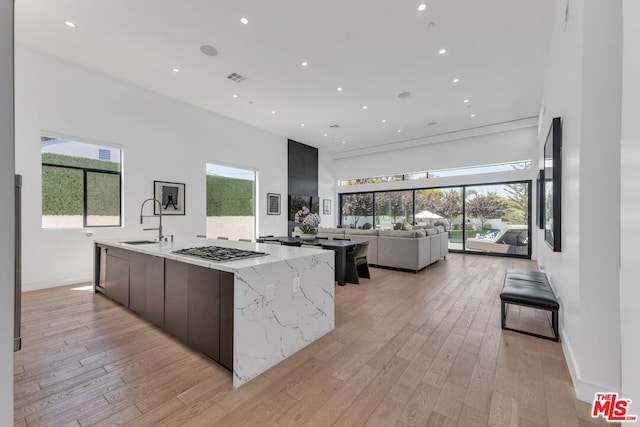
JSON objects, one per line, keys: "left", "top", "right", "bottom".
{"left": 120, "top": 240, "right": 157, "bottom": 245}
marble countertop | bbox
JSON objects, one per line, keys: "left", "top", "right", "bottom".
{"left": 94, "top": 237, "right": 328, "bottom": 273}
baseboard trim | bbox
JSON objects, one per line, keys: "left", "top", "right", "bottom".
{"left": 560, "top": 329, "right": 620, "bottom": 402}
{"left": 22, "top": 275, "right": 92, "bottom": 292}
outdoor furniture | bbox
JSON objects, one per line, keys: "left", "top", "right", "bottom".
{"left": 500, "top": 269, "right": 559, "bottom": 341}
{"left": 346, "top": 241, "right": 371, "bottom": 284}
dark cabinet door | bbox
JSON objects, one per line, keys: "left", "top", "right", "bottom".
{"left": 165, "top": 259, "right": 189, "bottom": 343}
{"left": 129, "top": 252, "right": 165, "bottom": 327}
{"left": 105, "top": 254, "right": 129, "bottom": 307}
{"left": 187, "top": 265, "right": 220, "bottom": 362}
{"left": 219, "top": 271, "right": 234, "bottom": 370}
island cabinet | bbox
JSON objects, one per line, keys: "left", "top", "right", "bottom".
{"left": 94, "top": 238, "right": 335, "bottom": 387}
{"left": 104, "top": 247, "right": 130, "bottom": 308}
{"left": 129, "top": 252, "right": 165, "bottom": 328}
{"left": 163, "top": 259, "right": 234, "bottom": 371}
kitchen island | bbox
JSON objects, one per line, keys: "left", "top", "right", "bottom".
{"left": 93, "top": 238, "right": 335, "bottom": 387}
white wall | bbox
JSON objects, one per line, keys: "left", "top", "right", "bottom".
{"left": 620, "top": 0, "right": 640, "bottom": 406}
{"left": 15, "top": 47, "right": 292, "bottom": 291}
{"left": 538, "top": 0, "right": 622, "bottom": 401}
{"left": 318, "top": 148, "right": 337, "bottom": 227}
{"left": 334, "top": 124, "right": 538, "bottom": 181}
{"left": 0, "top": 0, "right": 15, "bottom": 422}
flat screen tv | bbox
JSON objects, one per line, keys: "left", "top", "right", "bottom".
{"left": 544, "top": 117, "right": 562, "bottom": 251}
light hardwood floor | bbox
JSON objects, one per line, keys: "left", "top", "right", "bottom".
{"left": 14, "top": 253, "right": 612, "bottom": 426}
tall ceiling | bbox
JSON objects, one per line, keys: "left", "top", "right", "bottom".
{"left": 15, "top": 0, "right": 556, "bottom": 153}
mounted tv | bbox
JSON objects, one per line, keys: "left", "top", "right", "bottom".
{"left": 544, "top": 117, "right": 562, "bottom": 251}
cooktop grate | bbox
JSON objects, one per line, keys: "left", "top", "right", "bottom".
{"left": 172, "top": 246, "right": 268, "bottom": 262}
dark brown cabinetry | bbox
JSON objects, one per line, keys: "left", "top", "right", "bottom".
{"left": 187, "top": 265, "right": 220, "bottom": 361}
{"left": 97, "top": 244, "right": 234, "bottom": 372}
{"left": 161, "top": 256, "right": 234, "bottom": 371}
{"left": 164, "top": 259, "right": 189, "bottom": 343}
{"left": 104, "top": 248, "right": 130, "bottom": 307}
{"left": 129, "top": 252, "right": 165, "bottom": 327}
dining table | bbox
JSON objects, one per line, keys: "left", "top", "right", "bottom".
{"left": 264, "top": 237, "right": 357, "bottom": 286}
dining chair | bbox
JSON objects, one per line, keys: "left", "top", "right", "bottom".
{"left": 345, "top": 241, "right": 370, "bottom": 284}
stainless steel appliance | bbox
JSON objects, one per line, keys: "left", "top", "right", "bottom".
{"left": 14, "top": 174, "right": 21, "bottom": 352}
{"left": 172, "top": 246, "right": 268, "bottom": 262}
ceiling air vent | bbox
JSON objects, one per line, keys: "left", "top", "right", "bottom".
{"left": 329, "top": 124, "right": 340, "bottom": 128}
{"left": 227, "top": 73, "right": 248, "bottom": 83}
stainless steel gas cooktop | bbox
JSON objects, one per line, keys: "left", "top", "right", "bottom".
{"left": 172, "top": 246, "right": 268, "bottom": 262}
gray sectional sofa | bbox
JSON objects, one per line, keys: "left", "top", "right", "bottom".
{"left": 317, "top": 226, "right": 448, "bottom": 272}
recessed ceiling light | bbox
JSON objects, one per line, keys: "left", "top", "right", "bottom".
{"left": 172, "top": 68, "right": 180, "bottom": 73}
{"left": 463, "top": 99, "right": 469, "bottom": 103}
{"left": 381, "top": 119, "right": 387, "bottom": 123}
{"left": 397, "top": 129, "right": 402, "bottom": 133}
{"left": 439, "top": 48, "right": 447, "bottom": 55}
{"left": 271, "top": 110, "right": 276, "bottom": 114}
{"left": 65, "top": 21, "right": 76, "bottom": 28}
{"left": 200, "top": 45, "right": 219, "bottom": 57}
{"left": 362, "top": 106, "right": 368, "bottom": 110}
{"left": 418, "top": 3, "right": 427, "bottom": 11}
{"left": 324, "top": 133, "right": 328, "bottom": 137}
{"left": 337, "top": 87, "right": 343, "bottom": 92}
{"left": 427, "top": 22, "right": 436, "bottom": 29}
{"left": 471, "top": 113, "right": 476, "bottom": 117}
{"left": 453, "top": 78, "right": 460, "bottom": 83}
{"left": 240, "top": 17, "right": 249, "bottom": 24}
{"left": 342, "top": 141, "right": 347, "bottom": 144}
{"left": 301, "top": 61, "right": 308, "bottom": 67}
{"left": 300, "top": 123, "right": 305, "bottom": 127}
{"left": 233, "top": 94, "right": 238, "bottom": 98}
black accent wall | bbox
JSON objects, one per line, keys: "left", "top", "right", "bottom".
{"left": 288, "top": 139, "right": 318, "bottom": 196}
{"left": 287, "top": 139, "right": 318, "bottom": 236}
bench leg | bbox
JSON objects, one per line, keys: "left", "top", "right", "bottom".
{"left": 552, "top": 309, "right": 559, "bottom": 342}
{"left": 501, "top": 302, "right": 559, "bottom": 342}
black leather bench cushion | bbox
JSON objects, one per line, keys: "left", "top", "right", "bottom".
{"left": 500, "top": 269, "right": 559, "bottom": 310}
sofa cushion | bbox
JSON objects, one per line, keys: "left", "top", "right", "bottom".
{"left": 345, "top": 228, "right": 379, "bottom": 236}
{"left": 435, "top": 225, "right": 445, "bottom": 233}
{"left": 317, "top": 227, "right": 344, "bottom": 235}
{"left": 379, "top": 230, "right": 416, "bottom": 238}
{"left": 425, "top": 228, "right": 438, "bottom": 236}
{"left": 414, "top": 228, "right": 426, "bottom": 238}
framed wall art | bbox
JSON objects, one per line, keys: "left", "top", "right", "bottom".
{"left": 154, "top": 181, "right": 185, "bottom": 215}
{"left": 267, "top": 193, "right": 281, "bottom": 215}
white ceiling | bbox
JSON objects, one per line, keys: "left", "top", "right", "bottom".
{"left": 15, "top": 0, "right": 556, "bottom": 153}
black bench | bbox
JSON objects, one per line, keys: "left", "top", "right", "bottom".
{"left": 500, "top": 269, "right": 559, "bottom": 342}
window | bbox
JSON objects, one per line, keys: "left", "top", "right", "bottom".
{"left": 375, "top": 190, "right": 413, "bottom": 230}
{"left": 41, "top": 137, "right": 122, "bottom": 228}
{"left": 338, "top": 160, "right": 532, "bottom": 186}
{"left": 340, "top": 193, "right": 374, "bottom": 228}
{"left": 206, "top": 163, "right": 255, "bottom": 240}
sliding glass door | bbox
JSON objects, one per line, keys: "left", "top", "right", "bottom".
{"left": 464, "top": 182, "right": 530, "bottom": 256}
{"left": 339, "top": 180, "right": 531, "bottom": 258}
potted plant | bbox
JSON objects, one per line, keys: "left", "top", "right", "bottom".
{"left": 294, "top": 206, "right": 320, "bottom": 240}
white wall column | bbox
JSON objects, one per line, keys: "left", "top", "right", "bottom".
{"left": 0, "top": 0, "right": 15, "bottom": 422}
{"left": 620, "top": 0, "right": 640, "bottom": 406}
